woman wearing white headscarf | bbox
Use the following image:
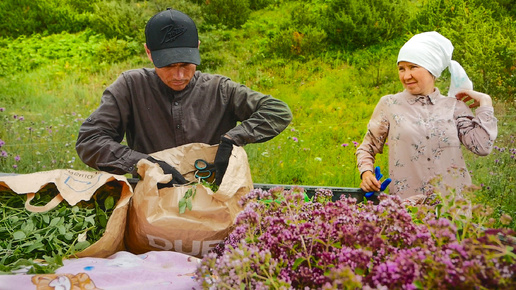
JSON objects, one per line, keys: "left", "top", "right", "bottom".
{"left": 356, "top": 31, "right": 497, "bottom": 201}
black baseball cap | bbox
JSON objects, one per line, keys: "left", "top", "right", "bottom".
{"left": 145, "top": 9, "right": 201, "bottom": 67}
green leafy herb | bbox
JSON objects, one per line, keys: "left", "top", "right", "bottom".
{"left": 178, "top": 185, "right": 197, "bottom": 214}
{"left": 0, "top": 181, "right": 122, "bottom": 274}
{"left": 177, "top": 180, "right": 219, "bottom": 215}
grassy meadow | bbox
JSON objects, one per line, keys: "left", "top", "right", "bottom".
{"left": 0, "top": 0, "right": 515, "bottom": 229}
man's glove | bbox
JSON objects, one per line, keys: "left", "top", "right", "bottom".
{"left": 147, "top": 156, "right": 188, "bottom": 188}
{"left": 214, "top": 136, "right": 235, "bottom": 186}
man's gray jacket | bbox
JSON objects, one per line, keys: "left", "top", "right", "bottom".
{"left": 75, "top": 69, "right": 293, "bottom": 175}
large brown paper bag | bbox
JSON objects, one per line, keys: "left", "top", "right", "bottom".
{"left": 125, "top": 143, "right": 253, "bottom": 258}
{"left": 0, "top": 169, "right": 133, "bottom": 258}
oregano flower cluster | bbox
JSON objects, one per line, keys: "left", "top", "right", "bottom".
{"left": 196, "top": 187, "right": 515, "bottom": 289}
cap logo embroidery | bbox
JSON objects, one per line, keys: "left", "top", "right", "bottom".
{"left": 160, "top": 24, "right": 187, "bottom": 44}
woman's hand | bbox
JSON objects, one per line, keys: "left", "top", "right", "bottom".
{"left": 455, "top": 89, "right": 493, "bottom": 108}
{"left": 360, "top": 170, "right": 381, "bottom": 192}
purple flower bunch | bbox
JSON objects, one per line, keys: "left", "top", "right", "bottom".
{"left": 196, "top": 187, "right": 516, "bottom": 289}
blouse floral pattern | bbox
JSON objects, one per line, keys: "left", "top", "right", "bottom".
{"left": 356, "top": 88, "right": 498, "bottom": 199}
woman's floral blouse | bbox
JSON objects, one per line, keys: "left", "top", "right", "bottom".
{"left": 356, "top": 88, "right": 498, "bottom": 199}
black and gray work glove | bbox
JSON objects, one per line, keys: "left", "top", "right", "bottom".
{"left": 147, "top": 156, "right": 188, "bottom": 189}
{"left": 214, "top": 136, "right": 235, "bottom": 186}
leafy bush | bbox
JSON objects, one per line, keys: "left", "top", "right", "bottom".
{"left": 246, "top": 0, "right": 411, "bottom": 59}
{"left": 317, "top": 0, "right": 412, "bottom": 50}
{"left": 0, "top": 30, "right": 143, "bottom": 77}
{"left": 348, "top": 41, "right": 402, "bottom": 88}
{"left": 0, "top": 31, "right": 102, "bottom": 77}
{"left": 196, "top": 187, "right": 516, "bottom": 288}
{"left": 201, "top": 0, "right": 252, "bottom": 29}
{"left": 274, "top": 3, "right": 328, "bottom": 59}
{"left": 149, "top": 0, "right": 205, "bottom": 29}
{"left": 95, "top": 38, "right": 143, "bottom": 64}
{"left": 496, "top": 0, "right": 516, "bottom": 16}
{"left": 412, "top": 0, "right": 516, "bottom": 100}
{"left": 88, "top": 1, "right": 146, "bottom": 41}
{"left": 197, "top": 31, "right": 232, "bottom": 71}
{"left": 249, "top": 0, "right": 275, "bottom": 10}
{"left": 0, "top": 0, "right": 93, "bottom": 37}
{"left": 265, "top": 26, "right": 327, "bottom": 60}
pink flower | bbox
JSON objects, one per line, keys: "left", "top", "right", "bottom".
{"left": 14, "top": 155, "right": 20, "bottom": 162}
{"left": 196, "top": 187, "right": 515, "bottom": 289}
{"left": 341, "top": 143, "right": 349, "bottom": 147}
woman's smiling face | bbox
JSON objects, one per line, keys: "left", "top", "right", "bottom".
{"left": 398, "top": 61, "right": 436, "bottom": 96}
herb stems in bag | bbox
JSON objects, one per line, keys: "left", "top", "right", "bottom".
{"left": 0, "top": 181, "right": 122, "bottom": 274}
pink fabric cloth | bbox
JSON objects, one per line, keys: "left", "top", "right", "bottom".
{"left": 0, "top": 251, "right": 203, "bottom": 290}
{"left": 356, "top": 88, "right": 497, "bottom": 199}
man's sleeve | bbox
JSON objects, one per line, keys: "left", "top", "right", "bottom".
{"left": 75, "top": 76, "right": 147, "bottom": 175}
{"left": 223, "top": 80, "right": 293, "bottom": 146}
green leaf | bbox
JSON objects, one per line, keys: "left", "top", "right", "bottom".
{"left": 58, "top": 225, "right": 66, "bottom": 235}
{"left": 85, "top": 215, "right": 95, "bottom": 226}
{"left": 179, "top": 200, "right": 187, "bottom": 214}
{"left": 26, "top": 242, "right": 45, "bottom": 252}
{"left": 313, "top": 238, "right": 326, "bottom": 245}
{"left": 74, "top": 241, "right": 91, "bottom": 251}
{"left": 49, "top": 217, "right": 61, "bottom": 227}
{"left": 178, "top": 186, "right": 197, "bottom": 214}
{"left": 355, "top": 268, "right": 365, "bottom": 275}
{"left": 13, "top": 231, "right": 26, "bottom": 240}
{"left": 22, "top": 221, "right": 35, "bottom": 233}
{"left": 72, "top": 221, "right": 84, "bottom": 231}
{"left": 292, "top": 257, "right": 305, "bottom": 270}
{"left": 64, "top": 233, "right": 74, "bottom": 241}
{"left": 435, "top": 204, "right": 443, "bottom": 218}
{"left": 104, "top": 196, "right": 114, "bottom": 210}
{"left": 184, "top": 188, "right": 193, "bottom": 198}
{"left": 98, "top": 213, "right": 107, "bottom": 228}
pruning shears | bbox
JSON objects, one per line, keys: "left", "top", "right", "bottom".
{"left": 365, "top": 166, "right": 392, "bottom": 198}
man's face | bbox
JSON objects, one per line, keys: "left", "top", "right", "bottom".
{"left": 155, "top": 62, "right": 196, "bottom": 91}
{"left": 145, "top": 44, "right": 197, "bottom": 91}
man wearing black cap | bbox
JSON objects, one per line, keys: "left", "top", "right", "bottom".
{"left": 75, "top": 9, "right": 293, "bottom": 186}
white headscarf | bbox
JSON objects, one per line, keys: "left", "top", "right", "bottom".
{"left": 397, "top": 31, "right": 473, "bottom": 97}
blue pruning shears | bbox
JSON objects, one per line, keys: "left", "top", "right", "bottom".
{"left": 194, "top": 159, "right": 216, "bottom": 181}
{"left": 365, "top": 166, "right": 392, "bottom": 198}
